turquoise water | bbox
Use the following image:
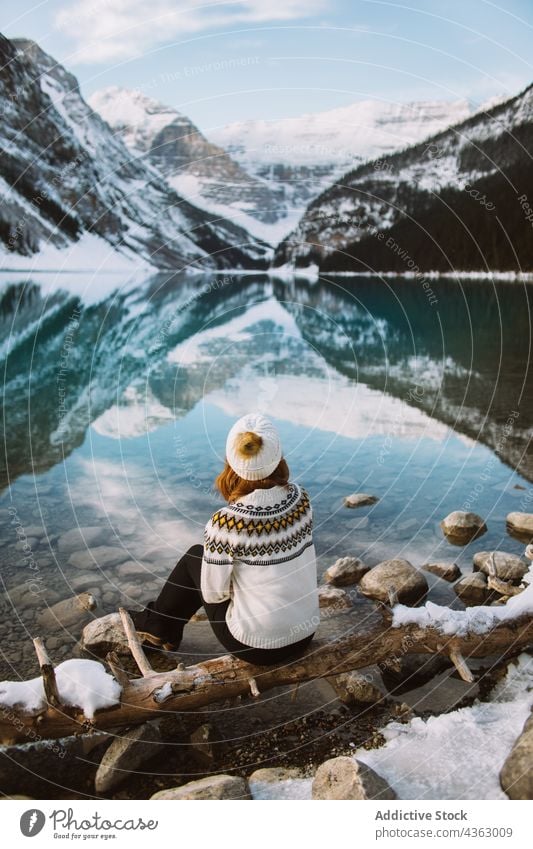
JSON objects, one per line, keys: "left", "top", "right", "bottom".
{"left": 1, "top": 272, "right": 532, "bottom": 675}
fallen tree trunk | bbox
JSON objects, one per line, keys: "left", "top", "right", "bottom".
{"left": 1, "top": 604, "right": 532, "bottom": 745}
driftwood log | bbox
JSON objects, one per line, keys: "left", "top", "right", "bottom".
{"left": 0, "top": 603, "right": 532, "bottom": 745}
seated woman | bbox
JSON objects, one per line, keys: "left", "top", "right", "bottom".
{"left": 130, "top": 412, "right": 320, "bottom": 666}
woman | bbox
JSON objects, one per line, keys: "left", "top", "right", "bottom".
{"left": 130, "top": 412, "right": 319, "bottom": 665}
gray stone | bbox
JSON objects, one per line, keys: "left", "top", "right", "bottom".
{"left": 189, "top": 723, "right": 223, "bottom": 768}
{"left": 312, "top": 756, "right": 397, "bottom": 800}
{"left": 150, "top": 775, "right": 251, "bottom": 800}
{"left": 95, "top": 723, "right": 161, "bottom": 793}
{"left": 344, "top": 493, "right": 379, "bottom": 508}
{"left": 70, "top": 572, "right": 103, "bottom": 593}
{"left": 58, "top": 526, "right": 108, "bottom": 553}
{"left": 68, "top": 546, "right": 129, "bottom": 569}
{"left": 36, "top": 592, "right": 99, "bottom": 630}
{"left": 453, "top": 572, "right": 494, "bottom": 606}
{"left": 440, "top": 511, "right": 487, "bottom": 544}
{"left": 473, "top": 551, "right": 528, "bottom": 583}
{"left": 499, "top": 709, "right": 533, "bottom": 799}
{"left": 22, "top": 525, "right": 48, "bottom": 538}
{"left": 358, "top": 559, "right": 428, "bottom": 606}
{"left": 329, "top": 672, "right": 386, "bottom": 705}
{"left": 81, "top": 612, "right": 129, "bottom": 655}
{"left": 318, "top": 585, "right": 352, "bottom": 610}
{"left": 324, "top": 556, "right": 369, "bottom": 586}
{"left": 2, "top": 581, "right": 60, "bottom": 610}
{"left": 15, "top": 538, "right": 38, "bottom": 551}
{"left": 506, "top": 511, "right": 533, "bottom": 542}
{"left": 423, "top": 561, "right": 461, "bottom": 582}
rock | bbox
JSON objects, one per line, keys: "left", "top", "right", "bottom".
{"left": 81, "top": 612, "right": 129, "bottom": 655}
{"left": 150, "top": 775, "right": 251, "bottom": 800}
{"left": 423, "top": 561, "right": 461, "bottom": 582}
{"left": 95, "top": 722, "right": 161, "bottom": 793}
{"left": 453, "top": 572, "right": 494, "bottom": 606}
{"left": 70, "top": 572, "right": 104, "bottom": 593}
{"left": 506, "top": 511, "right": 533, "bottom": 542}
{"left": 189, "top": 723, "right": 223, "bottom": 768}
{"left": 1, "top": 581, "right": 60, "bottom": 610}
{"left": 15, "top": 537, "right": 38, "bottom": 551}
{"left": 358, "top": 559, "right": 428, "bottom": 606}
{"left": 117, "top": 561, "right": 150, "bottom": 578}
{"left": 21, "top": 525, "right": 47, "bottom": 538}
{"left": 324, "top": 556, "right": 369, "bottom": 586}
{"left": 380, "top": 653, "right": 452, "bottom": 695}
{"left": 312, "top": 756, "right": 397, "bottom": 800}
{"left": 473, "top": 551, "right": 528, "bottom": 584}
{"left": 318, "top": 585, "right": 352, "bottom": 610}
{"left": 499, "top": 709, "right": 533, "bottom": 799}
{"left": 36, "top": 592, "right": 98, "bottom": 630}
{"left": 58, "top": 526, "right": 108, "bottom": 552}
{"left": 249, "top": 767, "right": 303, "bottom": 783}
{"left": 344, "top": 493, "right": 379, "bottom": 508}
{"left": 440, "top": 511, "right": 487, "bottom": 544}
{"left": 68, "top": 546, "right": 129, "bottom": 569}
{"left": 329, "top": 672, "right": 386, "bottom": 705}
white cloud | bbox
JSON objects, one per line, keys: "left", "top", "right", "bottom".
{"left": 55, "top": 0, "right": 328, "bottom": 63}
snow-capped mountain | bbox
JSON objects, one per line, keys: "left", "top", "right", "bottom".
{"left": 90, "top": 88, "right": 478, "bottom": 245}
{"left": 89, "top": 86, "right": 286, "bottom": 243}
{"left": 0, "top": 35, "right": 270, "bottom": 271}
{"left": 273, "top": 84, "right": 533, "bottom": 272}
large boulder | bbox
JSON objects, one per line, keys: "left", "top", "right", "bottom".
{"left": 422, "top": 561, "right": 461, "bottom": 582}
{"left": 473, "top": 551, "right": 528, "bottom": 584}
{"left": 150, "top": 775, "right": 251, "bottom": 800}
{"left": 499, "top": 709, "right": 533, "bottom": 799}
{"left": 453, "top": 572, "right": 494, "bottom": 606}
{"left": 506, "top": 512, "right": 533, "bottom": 543}
{"left": 312, "top": 756, "right": 397, "bottom": 800}
{"left": 81, "top": 612, "right": 129, "bottom": 655}
{"left": 95, "top": 723, "right": 161, "bottom": 793}
{"left": 440, "top": 511, "right": 487, "bottom": 544}
{"left": 324, "top": 556, "right": 369, "bottom": 586}
{"left": 344, "top": 493, "right": 379, "bottom": 508}
{"left": 358, "top": 559, "right": 428, "bottom": 606}
{"left": 36, "top": 592, "right": 98, "bottom": 630}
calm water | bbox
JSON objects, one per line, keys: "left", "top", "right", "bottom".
{"left": 1, "top": 271, "right": 532, "bottom": 677}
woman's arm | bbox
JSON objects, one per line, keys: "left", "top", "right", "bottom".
{"left": 200, "top": 512, "right": 237, "bottom": 603}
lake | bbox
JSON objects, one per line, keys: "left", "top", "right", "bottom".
{"left": 1, "top": 271, "right": 532, "bottom": 677}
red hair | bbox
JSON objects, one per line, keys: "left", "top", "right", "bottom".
{"left": 215, "top": 458, "right": 290, "bottom": 502}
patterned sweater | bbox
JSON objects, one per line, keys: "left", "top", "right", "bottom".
{"left": 201, "top": 482, "right": 319, "bottom": 649}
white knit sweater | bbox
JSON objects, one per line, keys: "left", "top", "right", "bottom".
{"left": 201, "top": 483, "right": 319, "bottom": 649}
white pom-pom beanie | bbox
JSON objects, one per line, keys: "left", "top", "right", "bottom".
{"left": 225, "top": 412, "right": 282, "bottom": 481}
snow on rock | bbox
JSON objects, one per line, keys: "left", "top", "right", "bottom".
{"left": 352, "top": 653, "right": 533, "bottom": 800}
{"left": 392, "top": 563, "right": 533, "bottom": 636}
{"left": 0, "top": 659, "right": 122, "bottom": 718}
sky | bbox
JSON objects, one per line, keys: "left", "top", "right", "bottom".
{"left": 2, "top": 0, "right": 533, "bottom": 134}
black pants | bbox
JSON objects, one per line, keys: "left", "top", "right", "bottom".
{"left": 143, "top": 544, "right": 314, "bottom": 665}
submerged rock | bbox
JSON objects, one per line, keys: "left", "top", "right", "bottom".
{"left": 453, "top": 572, "right": 494, "bottom": 606}
{"left": 506, "top": 511, "right": 533, "bottom": 542}
{"left": 68, "top": 546, "right": 129, "bottom": 569}
{"left": 344, "top": 493, "right": 379, "bottom": 508}
{"left": 473, "top": 551, "right": 528, "bottom": 584}
{"left": 58, "top": 526, "right": 108, "bottom": 552}
{"left": 440, "top": 511, "right": 487, "bottom": 544}
{"left": 358, "top": 559, "right": 428, "bottom": 606}
{"left": 324, "top": 556, "right": 369, "bottom": 586}
{"left": 151, "top": 775, "right": 251, "bottom": 800}
{"left": 423, "top": 561, "right": 461, "bottom": 582}
{"left": 312, "top": 756, "right": 397, "bottom": 800}
{"left": 36, "top": 592, "right": 98, "bottom": 630}
{"left": 499, "top": 708, "right": 533, "bottom": 800}
{"left": 95, "top": 722, "right": 161, "bottom": 793}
